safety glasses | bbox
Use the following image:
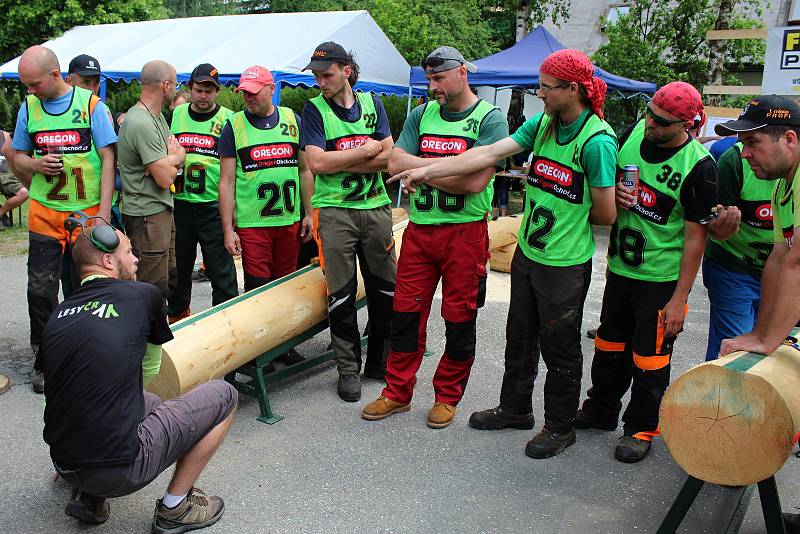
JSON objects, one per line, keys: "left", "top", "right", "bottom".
{"left": 421, "top": 56, "right": 463, "bottom": 71}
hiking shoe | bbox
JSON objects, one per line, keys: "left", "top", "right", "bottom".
{"left": 524, "top": 428, "right": 576, "bottom": 459}
{"left": 152, "top": 488, "right": 224, "bottom": 534}
{"left": 362, "top": 395, "right": 411, "bottom": 420}
{"left": 362, "top": 366, "right": 386, "bottom": 380}
{"left": 427, "top": 402, "right": 457, "bottom": 429}
{"left": 65, "top": 489, "right": 110, "bottom": 524}
{"left": 615, "top": 435, "right": 652, "bottom": 463}
{"left": 191, "top": 269, "right": 209, "bottom": 283}
{"left": 337, "top": 374, "right": 361, "bottom": 402}
{"left": 573, "top": 409, "right": 617, "bottom": 431}
{"left": 273, "top": 349, "right": 305, "bottom": 366}
{"left": 31, "top": 369, "right": 44, "bottom": 393}
{"left": 469, "top": 405, "right": 534, "bottom": 430}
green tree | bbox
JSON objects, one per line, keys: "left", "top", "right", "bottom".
{"left": 592, "top": 0, "right": 766, "bottom": 131}
{"left": 163, "top": 0, "right": 235, "bottom": 17}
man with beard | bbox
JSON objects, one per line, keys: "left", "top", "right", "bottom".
{"left": 574, "top": 82, "right": 718, "bottom": 463}
{"left": 167, "top": 64, "right": 238, "bottom": 323}
{"left": 361, "top": 46, "right": 508, "bottom": 428}
{"left": 389, "top": 49, "right": 617, "bottom": 457}
{"left": 301, "top": 42, "right": 396, "bottom": 401}
{"left": 117, "top": 60, "right": 185, "bottom": 305}
{"left": 40, "top": 220, "right": 236, "bottom": 532}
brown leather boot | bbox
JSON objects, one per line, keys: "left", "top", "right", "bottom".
{"left": 362, "top": 395, "right": 411, "bottom": 420}
{"left": 427, "top": 402, "right": 456, "bottom": 429}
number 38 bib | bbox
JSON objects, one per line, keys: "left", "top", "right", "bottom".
{"left": 608, "top": 120, "right": 711, "bottom": 282}
{"left": 26, "top": 87, "right": 103, "bottom": 211}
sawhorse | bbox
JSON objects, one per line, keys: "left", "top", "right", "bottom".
{"left": 657, "top": 475, "right": 786, "bottom": 534}
{"left": 225, "top": 300, "right": 367, "bottom": 425}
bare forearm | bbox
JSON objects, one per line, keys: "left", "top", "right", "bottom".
{"left": 754, "top": 252, "right": 782, "bottom": 335}
{"left": 426, "top": 169, "right": 494, "bottom": 195}
{"left": 671, "top": 235, "right": 705, "bottom": 303}
{"left": 300, "top": 170, "right": 314, "bottom": 216}
{"left": 218, "top": 172, "right": 235, "bottom": 232}
{"left": 14, "top": 153, "right": 39, "bottom": 180}
{"left": 760, "top": 259, "right": 800, "bottom": 353}
{"left": 308, "top": 146, "right": 373, "bottom": 175}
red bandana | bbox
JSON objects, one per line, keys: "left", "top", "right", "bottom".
{"left": 651, "top": 81, "right": 706, "bottom": 129}
{"left": 539, "top": 49, "right": 607, "bottom": 119}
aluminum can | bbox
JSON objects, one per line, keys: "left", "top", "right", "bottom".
{"left": 622, "top": 165, "right": 640, "bottom": 206}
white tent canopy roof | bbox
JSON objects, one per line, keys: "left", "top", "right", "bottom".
{"left": 0, "top": 10, "right": 411, "bottom": 95}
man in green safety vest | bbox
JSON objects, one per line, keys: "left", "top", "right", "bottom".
{"left": 300, "top": 42, "right": 397, "bottom": 402}
{"left": 168, "top": 64, "right": 238, "bottom": 323}
{"left": 11, "top": 45, "right": 117, "bottom": 393}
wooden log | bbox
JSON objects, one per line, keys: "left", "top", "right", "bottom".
{"left": 660, "top": 340, "right": 800, "bottom": 486}
{"left": 147, "top": 219, "right": 409, "bottom": 400}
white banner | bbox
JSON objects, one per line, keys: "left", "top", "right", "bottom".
{"left": 763, "top": 26, "right": 800, "bottom": 95}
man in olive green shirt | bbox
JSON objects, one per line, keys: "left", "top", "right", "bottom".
{"left": 117, "top": 60, "right": 185, "bottom": 305}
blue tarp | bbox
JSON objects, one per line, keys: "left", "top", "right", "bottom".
{"left": 410, "top": 26, "right": 656, "bottom": 94}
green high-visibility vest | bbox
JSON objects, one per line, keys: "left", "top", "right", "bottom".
{"left": 410, "top": 100, "right": 496, "bottom": 224}
{"left": 309, "top": 92, "right": 390, "bottom": 209}
{"left": 708, "top": 143, "right": 775, "bottom": 271}
{"left": 170, "top": 103, "right": 233, "bottom": 203}
{"left": 609, "top": 120, "right": 712, "bottom": 281}
{"left": 518, "top": 111, "right": 616, "bottom": 266}
{"left": 230, "top": 107, "right": 300, "bottom": 228}
{"left": 26, "top": 87, "right": 103, "bottom": 211}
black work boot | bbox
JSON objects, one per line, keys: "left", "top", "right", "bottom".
{"left": 469, "top": 405, "right": 534, "bottom": 430}
{"left": 573, "top": 409, "right": 618, "bottom": 431}
{"left": 783, "top": 512, "right": 800, "bottom": 534}
{"left": 338, "top": 374, "right": 361, "bottom": 402}
{"left": 615, "top": 435, "right": 652, "bottom": 463}
{"left": 524, "top": 428, "right": 576, "bottom": 459}
{"left": 65, "top": 489, "right": 110, "bottom": 524}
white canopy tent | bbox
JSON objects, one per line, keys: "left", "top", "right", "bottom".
{"left": 0, "top": 10, "right": 412, "bottom": 101}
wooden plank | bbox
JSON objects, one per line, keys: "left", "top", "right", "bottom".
{"left": 706, "top": 28, "right": 767, "bottom": 40}
{"left": 704, "top": 106, "right": 743, "bottom": 119}
{"left": 702, "top": 85, "right": 762, "bottom": 95}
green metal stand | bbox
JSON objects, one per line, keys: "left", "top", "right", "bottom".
{"left": 657, "top": 475, "right": 785, "bottom": 534}
{"left": 224, "top": 299, "right": 368, "bottom": 425}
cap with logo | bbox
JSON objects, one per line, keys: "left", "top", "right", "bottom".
{"left": 236, "top": 65, "right": 275, "bottom": 94}
{"left": 303, "top": 42, "right": 350, "bottom": 71}
{"left": 714, "top": 95, "right": 800, "bottom": 135}
{"left": 422, "top": 46, "right": 477, "bottom": 74}
{"left": 68, "top": 54, "right": 102, "bottom": 77}
{"left": 190, "top": 63, "right": 219, "bottom": 87}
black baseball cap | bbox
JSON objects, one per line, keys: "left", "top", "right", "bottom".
{"left": 68, "top": 54, "right": 102, "bottom": 77}
{"left": 422, "top": 46, "right": 477, "bottom": 74}
{"left": 189, "top": 63, "right": 220, "bottom": 87}
{"left": 303, "top": 42, "right": 350, "bottom": 71}
{"left": 715, "top": 95, "right": 800, "bottom": 135}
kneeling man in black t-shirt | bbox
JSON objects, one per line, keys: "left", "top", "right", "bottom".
{"left": 39, "top": 225, "right": 237, "bottom": 533}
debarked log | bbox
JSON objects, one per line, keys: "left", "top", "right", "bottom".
{"left": 660, "top": 340, "right": 800, "bottom": 486}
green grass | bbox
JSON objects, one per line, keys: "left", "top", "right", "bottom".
{"left": 0, "top": 201, "right": 29, "bottom": 257}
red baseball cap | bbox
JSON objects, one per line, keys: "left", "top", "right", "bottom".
{"left": 236, "top": 65, "right": 274, "bottom": 93}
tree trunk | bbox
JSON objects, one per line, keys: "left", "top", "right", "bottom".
{"left": 706, "top": 0, "right": 736, "bottom": 107}
{"left": 508, "top": 1, "right": 531, "bottom": 134}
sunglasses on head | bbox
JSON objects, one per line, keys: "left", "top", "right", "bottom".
{"left": 646, "top": 105, "right": 685, "bottom": 127}
{"left": 421, "top": 56, "right": 462, "bottom": 70}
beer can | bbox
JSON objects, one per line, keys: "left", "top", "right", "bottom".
{"left": 622, "top": 165, "right": 640, "bottom": 206}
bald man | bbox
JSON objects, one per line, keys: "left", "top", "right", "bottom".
{"left": 39, "top": 226, "right": 235, "bottom": 531}
{"left": 12, "top": 45, "right": 117, "bottom": 393}
{"left": 117, "top": 60, "right": 186, "bottom": 314}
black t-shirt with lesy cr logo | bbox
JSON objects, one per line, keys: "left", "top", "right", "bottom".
{"left": 41, "top": 278, "right": 173, "bottom": 468}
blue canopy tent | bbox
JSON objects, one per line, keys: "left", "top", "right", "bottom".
{"left": 410, "top": 26, "right": 656, "bottom": 97}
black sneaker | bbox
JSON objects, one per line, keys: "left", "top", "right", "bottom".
{"left": 524, "top": 428, "right": 576, "bottom": 459}
{"left": 573, "top": 409, "right": 617, "bottom": 431}
{"left": 338, "top": 374, "right": 361, "bottom": 402}
{"left": 65, "top": 489, "right": 110, "bottom": 524}
{"left": 31, "top": 369, "right": 44, "bottom": 393}
{"left": 469, "top": 405, "right": 534, "bottom": 430}
{"left": 191, "top": 269, "right": 209, "bottom": 282}
{"left": 615, "top": 435, "right": 652, "bottom": 463}
{"left": 273, "top": 349, "right": 305, "bottom": 366}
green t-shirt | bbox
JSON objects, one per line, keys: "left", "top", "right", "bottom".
{"left": 511, "top": 110, "right": 617, "bottom": 266}
{"left": 772, "top": 165, "right": 800, "bottom": 248}
{"left": 705, "top": 144, "right": 776, "bottom": 277}
{"left": 118, "top": 105, "right": 173, "bottom": 216}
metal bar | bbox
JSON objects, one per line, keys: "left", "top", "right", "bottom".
{"left": 725, "top": 485, "right": 755, "bottom": 533}
{"left": 757, "top": 477, "right": 787, "bottom": 534}
{"left": 656, "top": 476, "right": 705, "bottom": 534}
